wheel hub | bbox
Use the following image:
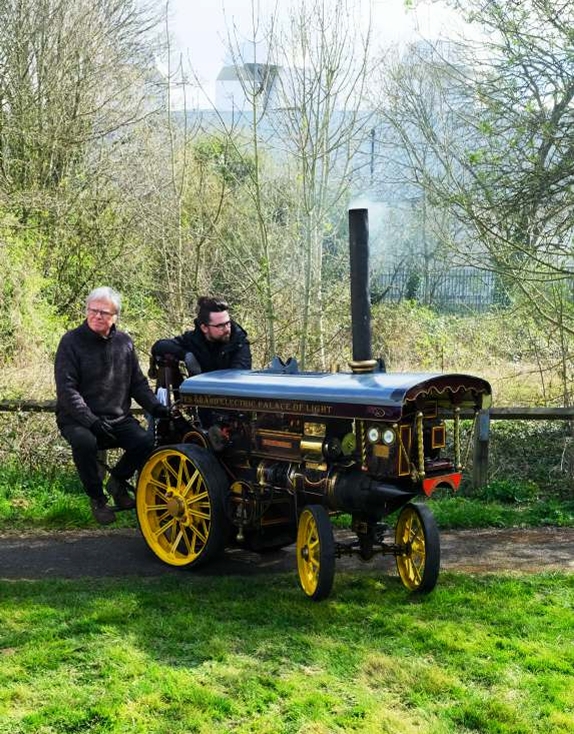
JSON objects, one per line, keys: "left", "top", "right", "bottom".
{"left": 166, "top": 495, "right": 185, "bottom": 518}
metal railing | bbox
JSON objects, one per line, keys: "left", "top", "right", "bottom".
{"left": 375, "top": 269, "right": 505, "bottom": 312}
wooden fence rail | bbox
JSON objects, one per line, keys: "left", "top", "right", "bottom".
{"left": 3, "top": 401, "right": 574, "bottom": 418}
{"left": 0, "top": 401, "right": 58, "bottom": 413}
{"left": 2, "top": 401, "right": 574, "bottom": 488}
{"left": 471, "top": 408, "right": 574, "bottom": 488}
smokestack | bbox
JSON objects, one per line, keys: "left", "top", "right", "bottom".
{"left": 348, "top": 208, "right": 377, "bottom": 374}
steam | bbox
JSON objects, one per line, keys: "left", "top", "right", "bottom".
{"left": 348, "top": 196, "right": 389, "bottom": 265}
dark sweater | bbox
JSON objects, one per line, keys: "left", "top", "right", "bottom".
{"left": 55, "top": 321, "right": 161, "bottom": 428}
{"left": 151, "top": 319, "right": 251, "bottom": 373}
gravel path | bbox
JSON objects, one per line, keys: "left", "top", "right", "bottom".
{"left": 1, "top": 527, "right": 573, "bottom": 580}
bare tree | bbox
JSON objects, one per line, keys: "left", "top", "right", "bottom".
{"left": 377, "top": 1, "right": 574, "bottom": 310}
{"left": 372, "top": 40, "right": 480, "bottom": 297}
{"left": 0, "top": 0, "right": 163, "bottom": 312}
{"left": 214, "top": 2, "right": 284, "bottom": 359}
{"left": 270, "top": 0, "right": 375, "bottom": 368}
{"left": 373, "top": 0, "right": 574, "bottom": 401}
{"left": 220, "top": 0, "right": 376, "bottom": 368}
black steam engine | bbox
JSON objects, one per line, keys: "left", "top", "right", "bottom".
{"left": 136, "top": 209, "right": 491, "bottom": 600}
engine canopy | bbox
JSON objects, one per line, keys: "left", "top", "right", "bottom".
{"left": 179, "top": 369, "right": 492, "bottom": 420}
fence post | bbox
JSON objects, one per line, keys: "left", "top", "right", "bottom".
{"left": 472, "top": 409, "right": 490, "bottom": 489}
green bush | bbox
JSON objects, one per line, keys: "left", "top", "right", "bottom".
{"left": 429, "top": 495, "right": 574, "bottom": 529}
{"left": 486, "top": 420, "right": 574, "bottom": 498}
{"left": 474, "top": 478, "right": 540, "bottom": 504}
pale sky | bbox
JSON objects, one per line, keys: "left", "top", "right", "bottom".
{"left": 167, "top": 0, "right": 460, "bottom": 107}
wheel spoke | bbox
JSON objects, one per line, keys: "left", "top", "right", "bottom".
{"left": 177, "top": 459, "right": 186, "bottom": 488}
{"left": 186, "top": 489, "right": 209, "bottom": 505}
{"left": 411, "top": 535, "right": 425, "bottom": 552}
{"left": 181, "top": 526, "right": 195, "bottom": 554}
{"left": 181, "top": 468, "right": 201, "bottom": 497}
{"left": 169, "top": 524, "right": 185, "bottom": 554}
{"left": 187, "top": 507, "right": 211, "bottom": 522}
{"left": 146, "top": 507, "right": 170, "bottom": 522}
{"left": 409, "top": 563, "right": 422, "bottom": 585}
{"left": 160, "top": 456, "right": 181, "bottom": 484}
{"left": 189, "top": 522, "right": 208, "bottom": 546}
{"left": 153, "top": 516, "right": 177, "bottom": 540}
{"left": 147, "top": 478, "right": 170, "bottom": 499}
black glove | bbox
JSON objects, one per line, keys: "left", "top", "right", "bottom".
{"left": 184, "top": 352, "right": 202, "bottom": 376}
{"left": 91, "top": 419, "right": 115, "bottom": 441}
{"left": 148, "top": 355, "right": 158, "bottom": 379}
{"left": 153, "top": 404, "right": 171, "bottom": 420}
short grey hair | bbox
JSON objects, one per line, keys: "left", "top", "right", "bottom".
{"left": 86, "top": 287, "right": 121, "bottom": 316}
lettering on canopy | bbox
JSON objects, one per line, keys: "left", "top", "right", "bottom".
{"left": 183, "top": 393, "right": 335, "bottom": 415}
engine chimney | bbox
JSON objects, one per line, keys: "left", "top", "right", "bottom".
{"left": 348, "top": 208, "right": 377, "bottom": 374}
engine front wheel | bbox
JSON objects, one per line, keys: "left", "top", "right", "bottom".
{"left": 395, "top": 503, "right": 440, "bottom": 593}
{"left": 136, "top": 444, "right": 228, "bottom": 567}
{"left": 296, "top": 505, "right": 335, "bottom": 601}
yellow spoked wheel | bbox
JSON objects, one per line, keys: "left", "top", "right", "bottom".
{"left": 136, "top": 444, "right": 227, "bottom": 567}
{"left": 296, "top": 505, "right": 335, "bottom": 601}
{"left": 395, "top": 503, "right": 440, "bottom": 593}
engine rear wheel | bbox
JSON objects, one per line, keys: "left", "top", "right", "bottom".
{"left": 395, "top": 503, "right": 440, "bottom": 592}
{"left": 296, "top": 505, "right": 335, "bottom": 601}
{"left": 136, "top": 444, "right": 228, "bottom": 567}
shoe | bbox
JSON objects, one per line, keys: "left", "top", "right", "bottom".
{"left": 107, "top": 476, "right": 136, "bottom": 510}
{"left": 90, "top": 496, "right": 116, "bottom": 525}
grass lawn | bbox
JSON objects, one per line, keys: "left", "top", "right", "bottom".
{"left": 1, "top": 570, "right": 573, "bottom": 733}
{"left": 0, "top": 457, "right": 573, "bottom": 733}
{"left": 1, "top": 463, "right": 573, "bottom": 534}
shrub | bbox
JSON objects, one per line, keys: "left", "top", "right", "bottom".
{"left": 474, "top": 479, "right": 540, "bottom": 504}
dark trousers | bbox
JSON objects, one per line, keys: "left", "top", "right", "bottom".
{"left": 59, "top": 416, "right": 155, "bottom": 499}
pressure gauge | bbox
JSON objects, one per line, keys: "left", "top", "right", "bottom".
{"left": 382, "top": 428, "right": 396, "bottom": 445}
{"left": 367, "top": 426, "right": 380, "bottom": 443}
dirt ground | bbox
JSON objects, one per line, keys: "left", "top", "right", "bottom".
{"left": 0, "top": 526, "right": 573, "bottom": 580}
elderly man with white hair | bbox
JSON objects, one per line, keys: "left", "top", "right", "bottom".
{"left": 54, "top": 286, "right": 170, "bottom": 525}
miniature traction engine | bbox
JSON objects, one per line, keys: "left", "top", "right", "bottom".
{"left": 136, "top": 209, "right": 492, "bottom": 600}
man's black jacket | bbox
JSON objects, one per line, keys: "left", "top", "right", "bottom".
{"left": 55, "top": 321, "right": 162, "bottom": 428}
{"left": 151, "top": 319, "right": 251, "bottom": 373}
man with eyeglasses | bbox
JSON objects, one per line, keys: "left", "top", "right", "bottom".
{"left": 151, "top": 296, "right": 251, "bottom": 376}
{"left": 54, "top": 286, "right": 171, "bottom": 525}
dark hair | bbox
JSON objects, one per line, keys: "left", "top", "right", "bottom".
{"left": 196, "top": 296, "right": 229, "bottom": 325}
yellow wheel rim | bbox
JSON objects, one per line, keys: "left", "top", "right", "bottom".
{"left": 137, "top": 448, "right": 213, "bottom": 566}
{"left": 297, "top": 508, "right": 322, "bottom": 597}
{"left": 395, "top": 506, "right": 427, "bottom": 590}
